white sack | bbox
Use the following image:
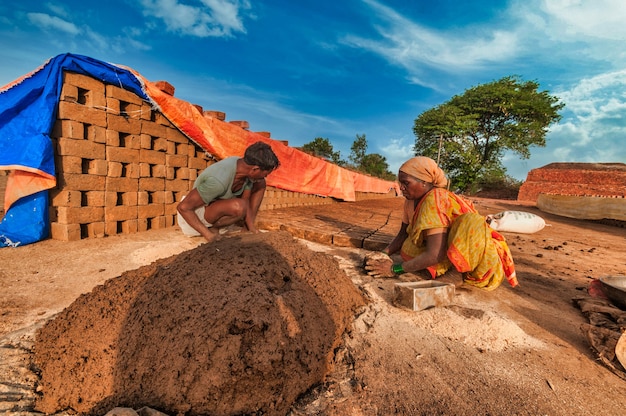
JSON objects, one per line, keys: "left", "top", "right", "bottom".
{"left": 486, "top": 211, "right": 546, "bottom": 234}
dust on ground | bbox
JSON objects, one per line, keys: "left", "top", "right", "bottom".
{"left": 1, "top": 197, "right": 626, "bottom": 415}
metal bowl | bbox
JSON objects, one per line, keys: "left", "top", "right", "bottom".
{"left": 598, "top": 275, "right": 626, "bottom": 310}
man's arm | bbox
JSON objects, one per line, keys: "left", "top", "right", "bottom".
{"left": 177, "top": 189, "right": 218, "bottom": 241}
{"left": 243, "top": 179, "right": 267, "bottom": 233}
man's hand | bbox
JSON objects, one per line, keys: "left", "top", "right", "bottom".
{"left": 363, "top": 252, "right": 395, "bottom": 278}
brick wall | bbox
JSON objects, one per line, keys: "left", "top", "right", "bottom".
{"left": 0, "top": 71, "right": 394, "bottom": 241}
{"left": 517, "top": 162, "right": 626, "bottom": 203}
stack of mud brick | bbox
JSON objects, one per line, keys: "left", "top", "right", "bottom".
{"left": 517, "top": 162, "right": 626, "bottom": 202}
{"left": 49, "top": 72, "right": 213, "bottom": 241}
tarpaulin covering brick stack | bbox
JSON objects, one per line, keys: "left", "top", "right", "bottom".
{"left": 0, "top": 53, "right": 399, "bottom": 246}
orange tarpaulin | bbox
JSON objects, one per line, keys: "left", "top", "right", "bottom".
{"left": 132, "top": 70, "right": 400, "bottom": 202}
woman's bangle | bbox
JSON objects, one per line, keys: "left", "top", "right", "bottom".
{"left": 391, "top": 263, "right": 405, "bottom": 274}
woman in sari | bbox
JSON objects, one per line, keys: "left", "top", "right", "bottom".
{"left": 364, "top": 156, "right": 517, "bottom": 291}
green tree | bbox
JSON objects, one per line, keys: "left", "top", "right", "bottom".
{"left": 348, "top": 133, "right": 394, "bottom": 179}
{"left": 301, "top": 137, "right": 343, "bottom": 165}
{"left": 413, "top": 76, "right": 564, "bottom": 191}
{"left": 361, "top": 153, "right": 395, "bottom": 180}
{"left": 349, "top": 133, "right": 368, "bottom": 167}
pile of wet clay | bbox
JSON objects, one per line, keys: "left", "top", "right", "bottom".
{"left": 34, "top": 231, "right": 365, "bottom": 415}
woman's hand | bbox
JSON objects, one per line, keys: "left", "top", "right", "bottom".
{"left": 364, "top": 252, "right": 395, "bottom": 278}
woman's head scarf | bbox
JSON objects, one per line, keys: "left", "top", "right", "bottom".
{"left": 399, "top": 156, "right": 448, "bottom": 188}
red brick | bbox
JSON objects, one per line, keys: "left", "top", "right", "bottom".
{"left": 50, "top": 222, "right": 81, "bottom": 241}
{"left": 107, "top": 114, "right": 141, "bottom": 134}
{"left": 57, "top": 137, "right": 105, "bottom": 159}
{"left": 55, "top": 206, "right": 104, "bottom": 224}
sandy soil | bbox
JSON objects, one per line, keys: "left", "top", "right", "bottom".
{"left": 1, "top": 197, "right": 625, "bottom": 415}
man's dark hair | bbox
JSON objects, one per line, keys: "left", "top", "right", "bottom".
{"left": 243, "top": 141, "right": 280, "bottom": 171}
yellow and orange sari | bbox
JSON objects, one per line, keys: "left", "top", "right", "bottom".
{"left": 400, "top": 188, "right": 517, "bottom": 290}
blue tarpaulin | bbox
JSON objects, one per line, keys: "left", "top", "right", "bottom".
{"left": 0, "top": 53, "right": 150, "bottom": 247}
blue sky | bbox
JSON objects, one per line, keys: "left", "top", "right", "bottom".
{"left": 1, "top": 0, "right": 625, "bottom": 180}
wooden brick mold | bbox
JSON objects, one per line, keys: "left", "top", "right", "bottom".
{"left": 49, "top": 71, "right": 214, "bottom": 241}
{"left": 518, "top": 162, "right": 626, "bottom": 203}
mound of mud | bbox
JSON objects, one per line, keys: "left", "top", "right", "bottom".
{"left": 34, "top": 231, "right": 365, "bottom": 415}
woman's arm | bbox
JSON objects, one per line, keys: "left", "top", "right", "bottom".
{"left": 382, "top": 222, "right": 409, "bottom": 255}
{"left": 365, "top": 229, "right": 447, "bottom": 278}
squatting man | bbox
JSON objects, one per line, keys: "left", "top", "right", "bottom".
{"left": 177, "top": 141, "right": 280, "bottom": 243}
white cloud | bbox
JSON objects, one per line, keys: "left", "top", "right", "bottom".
{"left": 139, "top": 0, "right": 250, "bottom": 37}
{"left": 341, "top": 0, "right": 518, "bottom": 83}
{"left": 27, "top": 12, "right": 79, "bottom": 35}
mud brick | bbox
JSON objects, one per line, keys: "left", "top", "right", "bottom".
{"left": 166, "top": 154, "right": 187, "bottom": 167}
{"left": 139, "top": 148, "right": 166, "bottom": 165}
{"left": 106, "top": 177, "right": 138, "bottom": 192}
{"left": 107, "top": 114, "right": 141, "bottom": 134}
{"left": 85, "top": 222, "right": 105, "bottom": 238}
{"left": 150, "top": 164, "right": 166, "bottom": 178}
{"left": 118, "top": 103, "right": 144, "bottom": 120}
{"left": 120, "top": 219, "right": 138, "bottom": 234}
{"left": 166, "top": 127, "right": 188, "bottom": 144}
{"left": 154, "top": 112, "right": 170, "bottom": 126}
{"left": 138, "top": 191, "right": 149, "bottom": 206}
{"left": 152, "top": 138, "right": 169, "bottom": 152}
{"left": 50, "top": 190, "right": 82, "bottom": 207}
{"left": 57, "top": 101, "right": 107, "bottom": 127}
{"left": 155, "top": 80, "right": 175, "bottom": 95}
{"left": 167, "top": 140, "right": 177, "bottom": 154}
{"left": 204, "top": 110, "right": 226, "bottom": 120}
{"left": 55, "top": 206, "right": 104, "bottom": 224}
{"left": 105, "top": 205, "right": 137, "bottom": 222}
{"left": 84, "top": 159, "right": 107, "bottom": 176}
{"left": 104, "top": 222, "right": 118, "bottom": 236}
{"left": 332, "top": 232, "right": 363, "bottom": 248}
{"left": 108, "top": 162, "right": 123, "bottom": 178}
{"left": 85, "top": 191, "right": 106, "bottom": 207}
{"left": 105, "top": 129, "right": 120, "bottom": 147}
{"left": 140, "top": 133, "right": 152, "bottom": 149}
{"left": 164, "top": 203, "right": 178, "bottom": 216}
{"left": 176, "top": 167, "right": 190, "bottom": 180}
{"left": 138, "top": 204, "right": 164, "bottom": 218}
{"left": 304, "top": 229, "right": 333, "bottom": 245}
{"left": 188, "top": 157, "right": 207, "bottom": 170}
{"left": 105, "top": 191, "right": 138, "bottom": 206}
{"left": 126, "top": 163, "right": 141, "bottom": 179}
{"left": 57, "top": 137, "right": 105, "bottom": 159}
{"left": 60, "top": 83, "right": 78, "bottom": 103}
{"left": 187, "top": 144, "right": 197, "bottom": 157}
{"left": 141, "top": 120, "right": 168, "bottom": 137}
{"left": 119, "top": 133, "right": 142, "bottom": 149}
{"left": 59, "top": 173, "right": 105, "bottom": 191}
{"left": 164, "top": 214, "right": 175, "bottom": 227}
{"left": 150, "top": 216, "right": 168, "bottom": 229}
{"left": 165, "top": 178, "right": 188, "bottom": 192}
{"left": 281, "top": 224, "right": 305, "bottom": 239}
{"left": 137, "top": 218, "right": 149, "bottom": 232}
{"left": 363, "top": 239, "right": 388, "bottom": 251}
{"left": 56, "top": 155, "right": 82, "bottom": 174}
{"left": 164, "top": 191, "right": 175, "bottom": 204}
{"left": 139, "top": 177, "right": 165, "bottom": 191}
{"left": 188, "top": 169, "right": 198, "bottom": 182}
{"left": 52, "top": 120, "right": 84, "bottom": 140}
{"left": 62, "top": 72, "right": 107, "bottom": 106}
{"left": 105, "top": 83, "right": 144, "bottom": 106}
{"left": 229, "top": 120, "right": 249, "bottom": 129}
{"left": 50, "top": 222, "right": 81, "bottom": 241}
{"left": 150, "top": 191, "right": 170, "bottom": 204}
{"left": 140, "top": 103, "right": 154, "bottom": 121}
{"left": 139, "top": 163, "right": 151, "bottom": 178}
{"left": 165, "top": 166, "right": 176, "bottom": 180}
{"left": 86, "top": 125, "right": 106, "bottom": 143}
{"left": 106, "top": 147, "right": 140, "bottom": 163}
{"left": 175, "top": 143, "right": 190, "bottom": 155}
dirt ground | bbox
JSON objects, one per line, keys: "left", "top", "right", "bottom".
{"left": 1, "top": 197, "right": 626, "bottom": 415}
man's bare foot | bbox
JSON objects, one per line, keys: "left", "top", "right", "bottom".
{"left": 204, "top": 227, "right": 222, "bottom": 243}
